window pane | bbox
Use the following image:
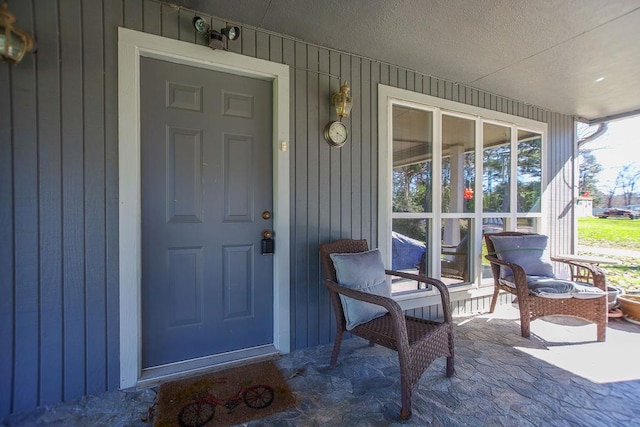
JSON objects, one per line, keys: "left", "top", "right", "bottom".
{"left": 391, "top": 219, "right": 429, "bottom": 272}
{"left": 517, "top": 130, "right": 542, "bottom": 213}
{"left": 392, "top": 219, "right": 430, "bottom": 294}
{"left": 483, "top": 123, "right": 511, "bottom": 212}
{"left": 392, "top": 105, "right": 433, "bottom": 213}
{"left": 442, "top": 115, "right": 476, "bottom": 213}
{"left": 441, "top": 218, "right": 472, "bottom": 285}
{"left": 517, "top": 217, "right": 539, "bottom": 233}
{"left": 481, "top": 217, "right": 507, "bottom": 280}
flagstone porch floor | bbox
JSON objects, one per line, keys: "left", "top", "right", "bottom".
{"left": 3, "top": 303, "right": 640, "bottom": 426}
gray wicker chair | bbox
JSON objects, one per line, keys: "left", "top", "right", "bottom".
{"left": 484, "top": 231, "right": 607, "bottom": 341}
{"left": 319, "top": 239, "right": 454, "bottom": 420}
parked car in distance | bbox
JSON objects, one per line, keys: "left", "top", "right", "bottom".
{"left": 597, "top": 207, "right": 640, "bottom": 219}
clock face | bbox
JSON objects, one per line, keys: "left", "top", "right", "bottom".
{"left": 325, "top": 121, "right": 348, "bottom": 147}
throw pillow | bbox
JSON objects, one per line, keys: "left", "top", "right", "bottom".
{"left": 330, "top": 249, "right": 390, "bottom": 330}
{"left": 489, "top": 234, "right": 554, "bottom": 279}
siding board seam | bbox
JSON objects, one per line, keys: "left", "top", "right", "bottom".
{"left": 80, "top": 0, "right": 89, "bottom": 398}
{"left": 31, "top": 0, "right": 42, "bottom": 406}
{"left": 9, "top": 58, "right": 16, "bottom": 416}
{"left": 102, "top": 0, "right": 109, "bottom": 391}
{"left": 56, "top": 0, "right": 65, "bottom": 403}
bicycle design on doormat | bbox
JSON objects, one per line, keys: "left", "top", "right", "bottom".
{"left": 177, "top": 378, "right": 275, "bottom": 427}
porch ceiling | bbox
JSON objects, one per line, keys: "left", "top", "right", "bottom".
{"left": 174, "top": 0, "right": 640, "bottom": 122}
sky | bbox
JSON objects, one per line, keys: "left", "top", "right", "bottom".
{"left": 581, "top": 115, "right": 640, "bottom": 193}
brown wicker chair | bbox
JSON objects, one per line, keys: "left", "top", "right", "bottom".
{"left": 319, "top": 239, "right": 454, "bottom": 420}
{"left": 484, "top": 232, "right": 607, "bottom": 341}
{"left": 418, "top": 235, "right": 469, "bottom": 282}
{"left": 440, "top": 234, "right": 470, "bottom": 282}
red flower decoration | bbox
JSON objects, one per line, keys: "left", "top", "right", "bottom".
{"left": 463, "top": 188, "right": 474, "bottom": 200}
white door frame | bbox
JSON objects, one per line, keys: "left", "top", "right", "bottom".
{"left": 117, "top": 27, "right": 290, "bottom": 389}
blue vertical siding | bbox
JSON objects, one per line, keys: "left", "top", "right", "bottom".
{"left": 0, "top": 0, "right": 576, "bottom": 417}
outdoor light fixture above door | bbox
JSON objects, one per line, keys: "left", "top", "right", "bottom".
{"left": 0, "top": 1, "right": 35, "bottom": 64}
{"left": 193, "top": 16, "right": 240, "bottom": 50}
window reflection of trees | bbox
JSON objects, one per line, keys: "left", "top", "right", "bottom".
{"left": 517, "top": 136, "right": 542, "bottom": 213}
{"left": 392, "top": 162, "right": 431, "bottom": 240}
{"left": 395, "top": 137, "right": 541, "bottom": 215}
{"left": 483, "top": 144, "right": 511, "bottom": 212}
{"left": 393, "top": 161, "right": 432, "bottom": 213}
{"left": 441, "top": 152, "right": 476, "bottom": 213}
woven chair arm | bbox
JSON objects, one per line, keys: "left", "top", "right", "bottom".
{"left": 484, "top": 255, "right": 530, "bottom": 298}
{"left": 324, "top": 279, "right": 405, "bottom": 314}
{"left": 324, "top": 278, "right": 410, "bottom": 346}
{"left": 549, "top": 258, "right": 607, "bottom": 290}
{"left": 385, "top": 270, "right": 452, "bottom": 323}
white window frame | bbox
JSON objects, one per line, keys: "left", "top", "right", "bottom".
{"left": 378, "top": 84, "right": 547, "bottom": 310}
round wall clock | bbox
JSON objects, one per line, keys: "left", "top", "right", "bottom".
{"left": 324, "top": 120, "right": 348, "bottom": 147}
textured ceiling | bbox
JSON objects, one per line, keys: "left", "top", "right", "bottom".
{"left": 173, "top": 0, "right": 640, "bottom": 121}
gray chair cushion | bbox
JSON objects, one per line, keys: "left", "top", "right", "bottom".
{"left": 330, "top": 249, "right": 391, "bottom": 330}
{"left": 489, "top": 234, "right": 554, "bottom": 279}
{"left": 500, "top": 275, "right": 606, "bottom": 299}
{"left": 571, "top": 281, "right": 607, "bottom": 299}
{"left": 526, "top": 277, "right": 577, "bottom": 299}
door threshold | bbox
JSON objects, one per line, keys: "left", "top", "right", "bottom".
{"left": 136, "top": 344, "right": 280, "bottom": 389}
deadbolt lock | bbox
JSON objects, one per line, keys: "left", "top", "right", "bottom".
{"left": 262, "top": 230, "right": 274, "bottom": 254}
{"left": 262, "top": 211, "right": 271, "bottom": 220}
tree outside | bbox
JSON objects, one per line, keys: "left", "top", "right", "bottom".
{"left": 577, "top": 117, "right": 640, "bottom": 296}
{"left": 578, "top": 118, "right": 640, "bottom": 209}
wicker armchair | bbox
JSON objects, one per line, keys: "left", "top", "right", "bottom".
{"left": 440, "top": 234, "right": 469, "bottom": 282}
{"left": 484, "top": 232, "right": 607, "bottom": 341}
{"left": 319, "top": 239, "right": 454, "bottom": 420}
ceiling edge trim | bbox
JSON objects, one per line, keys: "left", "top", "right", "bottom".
{"left": 581, "top": 108, "right": 640, "bottom": 124}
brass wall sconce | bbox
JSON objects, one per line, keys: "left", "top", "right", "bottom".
{"left": 331, "top": 81, "right": 352, "bottom": 119}
{"left": 193, "top": 16, "right": 240, "bottom": 51}
{"left": 0, "top": 2, "right": 35, "bottom": 64}
{"left": 323, "top": 81, "right": 353, "bottom": 147}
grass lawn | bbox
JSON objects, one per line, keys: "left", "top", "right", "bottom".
{"left": 578, "top": 216, "right": 640, "bottom": 294}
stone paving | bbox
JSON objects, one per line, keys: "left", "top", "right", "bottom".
{"left": 3, "top": 304, "right": 640, "bottom": 426}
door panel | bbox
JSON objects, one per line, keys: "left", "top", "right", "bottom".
{"left": 140, "top": 57, "right": 273, "bottom": 369}
{"left": 167, "top": 128, "right": 203, "bottom": 223}
{"left": 223, "top": 245, "right": 253, "bottom": 318}
{"left": 167, "top": 247, "right": 203, "bottom": 326}
{"left": 224, "top": 134, "right": 254, "bottom": 221}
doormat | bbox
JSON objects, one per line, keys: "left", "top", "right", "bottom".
{"left": 153, "top": 361, "right": 296, "bottom": 427}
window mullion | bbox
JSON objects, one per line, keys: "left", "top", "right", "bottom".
{"left": 432, "top": 109, "right": 443, "bottom": 278}
{"left": 474, "top": 118, "right": 484, "bottom": 284}
{"left": 510, "top": 124, "right": 518, "bottom": 228}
